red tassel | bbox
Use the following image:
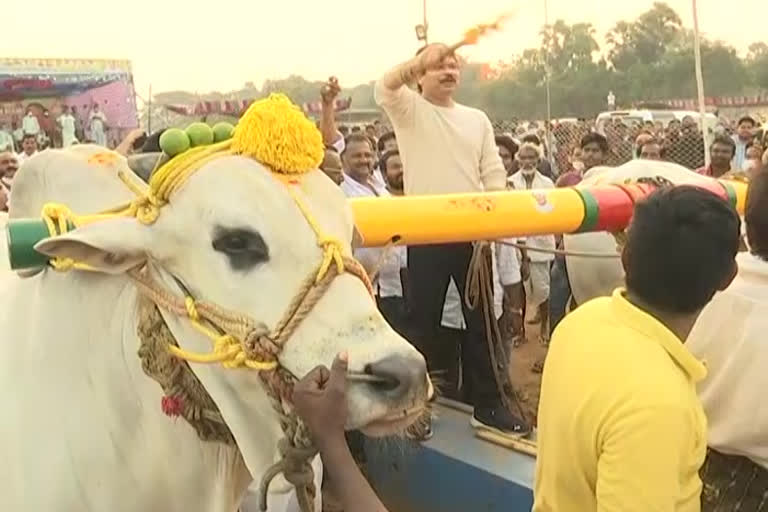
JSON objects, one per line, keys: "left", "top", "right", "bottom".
{"left": 161, "top": 395, "right": 184, "bottom": 417}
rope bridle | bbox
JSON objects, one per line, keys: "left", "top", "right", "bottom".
{"left": 38, "top": 97, "right": 374, "bottom": 512}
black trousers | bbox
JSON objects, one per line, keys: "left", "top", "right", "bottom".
{"left": 407, "top": 243, "right": 501, "bottom": 409}
{"left": 376, "top": 296, "right": 411, "bottom": 340}
{"left": 549, "top": 255, "right": 571, "bottom": 336}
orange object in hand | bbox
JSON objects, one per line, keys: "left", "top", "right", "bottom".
{"left": 464, "top": 27, "right": 482, "bottom": 45}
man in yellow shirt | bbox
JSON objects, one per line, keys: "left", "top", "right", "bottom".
{"left": 534, "top": 186, "right": 741, "bottom": 512}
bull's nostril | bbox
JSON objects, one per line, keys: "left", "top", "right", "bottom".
{"left": 363, "top": 363, "right": 400, "bottom": 391}
{"left": 364, "top": 355, "right": 426, "bottom": 399}
{"left": 371, "top": 378, "right": 400, "bottom": 392}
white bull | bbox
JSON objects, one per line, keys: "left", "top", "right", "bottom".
{"left": 0, "top": 149, "right": 430, "bottom": 511}
{"left": 564, "top": 160, "right": 718, "bottom": 304}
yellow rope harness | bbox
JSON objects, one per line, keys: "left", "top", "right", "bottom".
{"left": 36, "top": 94, "right": 372, "bottom": 512}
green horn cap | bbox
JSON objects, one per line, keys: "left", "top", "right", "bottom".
{"left": 6, "top": 219, "right": 72, "bottom": 270}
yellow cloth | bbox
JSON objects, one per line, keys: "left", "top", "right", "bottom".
{"left": 534, "top": 288, "right": 708, "bottom": 512}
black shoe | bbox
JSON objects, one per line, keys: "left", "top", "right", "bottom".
{"left": 471, "top": 406, "right": 530, "bottom": 437}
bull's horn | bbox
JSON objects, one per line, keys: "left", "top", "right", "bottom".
{"left": 127, "top": 152, "right": 168, "bottom": 183}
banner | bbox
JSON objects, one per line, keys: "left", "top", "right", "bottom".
{"left": 0, "top": 58, "right": 132, "bottom": 74}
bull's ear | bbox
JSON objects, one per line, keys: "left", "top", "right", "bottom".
{"left": 34, "top": 217, "right": 150, "bottom": 274}
{"left": 127, "top": 152, "right": 167, "bottom": 183}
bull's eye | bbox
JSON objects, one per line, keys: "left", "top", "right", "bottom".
{"left": 212, "top": 227, "right": 269, "bottom": 271}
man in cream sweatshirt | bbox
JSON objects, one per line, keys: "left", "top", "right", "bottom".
{"left": 375, "top": 43, "right": 527, "bottom": 437}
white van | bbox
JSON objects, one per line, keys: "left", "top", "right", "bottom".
{"left": 596, "top": 110, "right": 719, "bottom": 134}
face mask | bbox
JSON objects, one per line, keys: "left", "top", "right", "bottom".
{"left": 521, "top": 168, "right": 536, "bottom": 176}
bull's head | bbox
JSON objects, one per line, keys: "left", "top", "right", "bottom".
{"left": 33, "top": 96, "right": 432, "bottom": 497}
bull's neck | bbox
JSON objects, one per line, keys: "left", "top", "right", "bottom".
{"left": 142, "top": 262, "right": 287, "bottom": 500}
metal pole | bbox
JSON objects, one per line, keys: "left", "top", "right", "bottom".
{"left": 692, "top": 0, "right": 710, "bottom": 165}
{"left": 423, "top": 0, "right": 428, "bottom": 44}
{"left": 147, "top": 84, "right": 152, "bottom": 135}
{"left": 544, "top": 0, "right": 554, "bottom": 165}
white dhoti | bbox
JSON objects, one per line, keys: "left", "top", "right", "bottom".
{"left": 91, "top": 124, "right": 106, "bottom": 146}
{"left": 62, "top": 131, "right": 76, "bottom": 147}
{"left": 524, "top": 261, "right": 551, "bottom": 307}
{"left": 89, "top": 112, "right": 107, "bottom": 146}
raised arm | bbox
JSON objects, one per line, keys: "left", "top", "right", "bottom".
{"left": 320, "top": 77, "right": 343, "bottom": 149}
{"left": 379, "top": 55, "right": 422, "bottom": 92}
{"left": 375, "top": 44, "right": 451, "bottom": 125}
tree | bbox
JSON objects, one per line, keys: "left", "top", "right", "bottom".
{"left": 541, "top": 21, "right": 600, "bottom": 73}
{"left": 607, "top": 2, "right": 682, "bottom": 71}
{"left": 747, "top": 42, "right": 768, "bottom": 89}
{"left": 665, "top": 36, "right": 748, "bottom": 97}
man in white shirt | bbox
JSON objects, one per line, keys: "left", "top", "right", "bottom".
{"left": 731, "top": 115, "right": 756, "bottom": 170}
{"left": 89, "top": 104, "right": 108, "bottom": 146}
{"left": 508, "top": 143, "right": 556, "bottom": 344}
{"left": 16, "top": 134, "right": 38, "bottom": 165}
{"left": 339, "top": 133, "right": 409, "bottom": 336}
{"left": 0, "top": 123, "right": 14, "bottom": 152}
{"left": 58, "top": 106, "right": 78, "bottom": 147}
{"left": 22, "top": 109, "right": 40, "bottom": 137}
{"left": 375, "top": 43, "right": 525, "bottom": 436}
{"left": 0, "top": 151, "right": 18, "bottom": 208}
{"left": 688, "top": 170, "right": 768, "bottom": 510}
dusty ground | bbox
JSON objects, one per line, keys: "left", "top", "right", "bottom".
{"left": 508, "top": 312, "right": 548, "bottom": 426}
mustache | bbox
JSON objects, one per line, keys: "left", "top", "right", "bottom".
{"left": 439, "top": 75, "right": 457, "bottom": 84}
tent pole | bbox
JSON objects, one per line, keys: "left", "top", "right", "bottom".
{"left": 147, "top": 84, "right": 152, "bottom": 135}
{"left": 692, "top": 0, "right": 710, "bottom": 166}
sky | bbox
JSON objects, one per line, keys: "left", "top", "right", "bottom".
{"left": 4, "top": 0, "right": 763, "bottom": 96}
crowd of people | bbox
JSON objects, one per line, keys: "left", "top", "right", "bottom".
{"left": 494, "top": 112, "right": 768, "bottom": 181}
{"left": 2, "top": 40, "right": 768, "bottom": 512}
{"left": 296, "top": 41, "right": 768, "bottom": 512}
{"left": 0, "top": 102, "right": 115, "bottom": 208}
{"left": 0, "top": 103, "right": 110, "bottom": 155}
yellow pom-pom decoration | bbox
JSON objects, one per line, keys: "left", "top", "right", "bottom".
{"left": 231, "top": 93, "right": 323, "bottom": 175}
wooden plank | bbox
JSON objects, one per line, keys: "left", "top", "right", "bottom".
{"left": 475, "top": 429, "right": 538, "bottom": 457}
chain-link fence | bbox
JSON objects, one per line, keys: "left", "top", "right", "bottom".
{"left": 491, "top": 115, "right": 720, "bottom": 176}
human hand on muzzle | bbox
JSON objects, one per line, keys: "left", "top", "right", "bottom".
{"left": 292, "top": 352, "right": 349, "bottom": 449}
